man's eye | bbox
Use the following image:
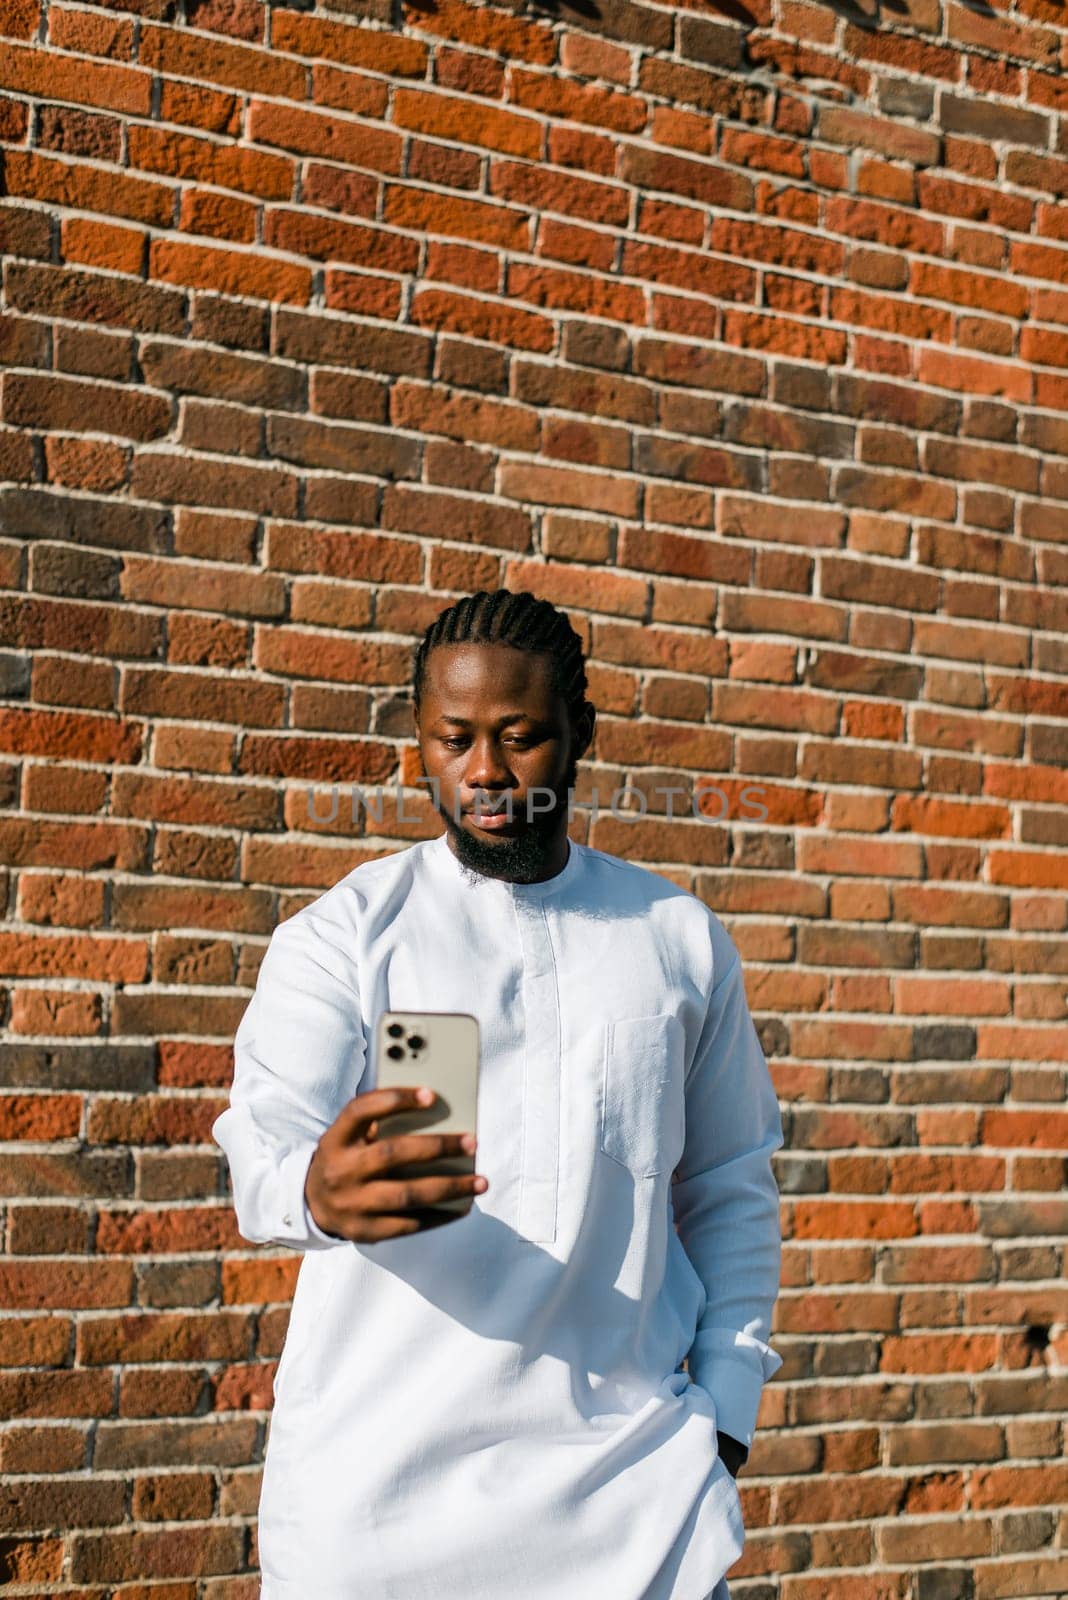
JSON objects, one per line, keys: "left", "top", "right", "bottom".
{"left": 441, "top": 738, "right": 468, "bottom": 750}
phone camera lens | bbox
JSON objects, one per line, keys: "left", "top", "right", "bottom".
{"left": 387, "top": 1023, "right": 404, "bottom": 1038}
{"left": 386, "top": 1044, "right": 404, "bottom": 1060}
{"left": 407, "top": 1035, "right": 425, "bottom": 1051}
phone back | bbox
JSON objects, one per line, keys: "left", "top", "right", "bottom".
{"left": 373, "top": 1011, "right": 480, "bottom": 1213}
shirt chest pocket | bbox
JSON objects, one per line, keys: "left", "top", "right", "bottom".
{"left": 600, "top": 1013, "right": 686, "bottom": 1179}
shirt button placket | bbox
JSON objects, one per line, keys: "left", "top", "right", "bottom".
{"left": 512, "top": 895, "right": 561, "bottom": 1246}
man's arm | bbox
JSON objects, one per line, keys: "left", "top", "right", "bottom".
{"left": 212, "top": 906, "right": 366, "bottom": 1251}
{"left": 672, "top": 931, "right": 784, "bottom": 1467}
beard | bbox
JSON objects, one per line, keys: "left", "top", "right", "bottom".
{"left": 437, "top": 757, "right": 577, "bottom": 885}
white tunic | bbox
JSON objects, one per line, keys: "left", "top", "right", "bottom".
{"left": 212, "top": 832, "right": 784, "bottom": 1600}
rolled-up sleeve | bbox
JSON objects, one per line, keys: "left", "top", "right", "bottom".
{"left": 672, "top": 928, "right": 785, "bottom": 1452}
{"left": 212, "top": 906, "right": 367, "bottom": 1252}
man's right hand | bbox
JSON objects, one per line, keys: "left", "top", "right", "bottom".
{"left": 304, "top": 1087, "right": 488, "bottom": 1243}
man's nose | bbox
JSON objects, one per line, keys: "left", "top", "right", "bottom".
{"left": 464, "top": 739, "right": 513, "bottom": 792}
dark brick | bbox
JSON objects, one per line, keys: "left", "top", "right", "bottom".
{"left": 912, "top": 1026, "right": 978, "bottom": 1062}
{"left": 0, "top": 490, "right": 170, "bottom": 554}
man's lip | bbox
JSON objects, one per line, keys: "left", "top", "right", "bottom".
{"left": 464, "top": 808, "right": 520, "bottom": 830}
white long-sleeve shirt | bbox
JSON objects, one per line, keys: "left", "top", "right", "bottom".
{"left": 212, "top": 831, "right": 784, "bottom": 1600}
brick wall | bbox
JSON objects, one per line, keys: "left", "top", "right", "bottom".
{"left": 1, "top": 0, "right": 1067, "bottom": 1593}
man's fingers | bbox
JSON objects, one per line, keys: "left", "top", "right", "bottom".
{"left": 362, "top": 1132, "right": 475, "bottom": 1172}
{"left": 360, "top": 1209, "right": 457, "bottom": 1240}
{"left": 333, "top": 1086, "right": 435, "bottom": 1145}
{"left": 358, "top": 1172, "right": 482, "bottom": 1214}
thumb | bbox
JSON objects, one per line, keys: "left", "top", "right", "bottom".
{"left": 332, "top": 1085, "right": 434, "bottom": 1146}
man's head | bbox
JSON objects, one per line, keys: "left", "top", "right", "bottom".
{"left": 412, "top": 590, "right": 596, "bottom": 883}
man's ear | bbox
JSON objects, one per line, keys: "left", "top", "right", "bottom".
{"left": 572, "top": 701, "right": 596, "bottom": 761}
{"left": 410, "top": 701, "right": 427, "bottom": 775}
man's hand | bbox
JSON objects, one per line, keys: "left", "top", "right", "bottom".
{"left": 718, "top": 1432, "right": 748, "bottom": 1479}
{"left": 304, "top": 1086, "right": 488, "bottom": 1243}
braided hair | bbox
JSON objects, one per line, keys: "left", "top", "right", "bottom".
{"left": 412, "top": 589, "right": 590, "bottom": 724}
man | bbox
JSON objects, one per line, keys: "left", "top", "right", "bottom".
{"left": 212, "top": 588, "right": 784, "bottom": 1600}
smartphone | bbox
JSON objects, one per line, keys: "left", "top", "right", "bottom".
{"left": 372, "top": 1011, "right": 480, "bottom": 1215}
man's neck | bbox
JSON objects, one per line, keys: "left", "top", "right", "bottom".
{"left": 443, "top": 825, "right": 571, "bottom": 885}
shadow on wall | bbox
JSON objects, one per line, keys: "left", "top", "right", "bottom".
{"left": 404, "top": 0, "right": 1002, "bottom": 28}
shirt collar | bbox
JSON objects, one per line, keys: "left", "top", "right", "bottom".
{"left": 427, "top": 830, "right": 584, "bottom": 901}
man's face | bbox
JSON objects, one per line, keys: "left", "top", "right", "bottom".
{"left": 415, "top": 642, "right": 593, "bottom": 882}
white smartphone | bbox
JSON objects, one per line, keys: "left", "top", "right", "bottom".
{"left": 372, "top": 1011, "right": 480, "bottom": 1215}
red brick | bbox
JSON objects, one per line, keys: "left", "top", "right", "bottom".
{"left": 0, "top": 0, "right": 35, "bottom": 40}
{"left": 0, "top": 1092, "right": 82, "bottom": 1140}
{"left": 502, "top": 558, "right": 646, "bottom": 619}
{"left": 271, "top": 11, "right": 429, "bottom": 75}
{"left": 129, "top": 452, "right": 298, "bottom": 517}
{"left": 119, "top": 665, "right": 283, "bottom": 727}
{"left": 0, "top": 706, "right": 143, "bottom": 764}
{"left": 120, "top": 557, "right": 284, "bottom": 619}
{"left": 149, "top": 239, "right": 310, "bottom": 306}
{"left": 44, "top": 437, "right": 127, "bottom": 494}
{"left": 265, "top": 209, "right": 417, "bottom": 277}
{"left": 622, "top": 144, "right": 753, "bottom": 210}
{"left": 37, "top": 105, "right": 122, "bottom": 162}
{"left": 109, "top": 881, "right": 268, "bottom": 937}
{"left": 547, "top": 122, "right": 618, "bottom": 181}
{"left": 158, "top": 77, "right": 242, "bottom": 135}
{"left": 241, "top": 835, "right": 386, "bottom": 889}
{"left": 48, "top": 8, "right": 135, "bottom": 57}
{"left": 6, "top": 261, "right": 185, "bottom": 336}
{"left": 822, "top": 102, "right": 941, "bottom": 163}
{"left": 393, "top": 87, "right": 542, "bottom": 159}
{"left": 129, "top": 124, "right": 292, "bottom": 201}
{"left": 264, "top": 523, "right": 420, "bottom": 585}
{"left": 140, "top": 23, "right": 304, "bottom": 97}
{"left": 730, "top": 274, "right": 840, "bottom": 339}
{"left": 508, "top": 260, "right": 645, "bottom": 324}
{"left": 640, "top": 52, "right": 756, "bottom": 111}
{"left": 913, "top": 259, "right": 1030, "bottom": 319}
{"left": 4, "top": 151, "right": 172, "bottom": 228}
{"left": 0, "top": 1261, "right": 133, "bottom": 1312}
{"left": 509, "top": 66, "right": 646, "bottom": 134}
{"left": 590, "top": 620, "right": 725, "bottom": 681}
{"left": 3, "top": 373, "right": 169, "bottom": 442}
{"left": 0, "top": 930, "right": 147, "bottom": 982}
{"left": 253, "top": 627, "right": 411, "bottom": 686}
{"left": 114, "top": 772, "right": 274, "bottom": 831}
{"left": 398, "top": 0, "right": 555, "bottom": 67}
{"left": 559, "top": 31, "right": 631, "bottom": 85}
{"left": 384, "top": 185, "right": 527, "bottom": 250}
{"left": 178, "top": 188, "right": 258, "bottom": 244}
{"left": 272, "top": 306, "right": 432, "bottom": 375}
{"left": 24, "top": 761, "right": 110, "bottom": 815}
{"left": 302, "top": 161, "right": 379, "bottom": 220}
{"left": 408, "top": 133, "right": 482, "bottom": 193}
{"left": 152, "top": 724, "right": 235, "bottom": 776}
{"left": 918, "top": 347, "right": 1033, "bottom": 403}
{"left": 237, "top": 732, "right": 395, "bottom": 784}
{"left": 499, "top": 461, "right": 639, "bottom": 517}
{"left": 16, "top": 874, "right": 106, "bottom": 928}
{"left": 0, "top": 817, "right": 149, "bottom": 871}
{"left": 248, "top": 98, "right": 383, "bottom": 169}
{"left": 410, "top": 287, "right": 554, "bottom": 353}
{"left": 323, "top": 268, "right": 403, "bottom": 320}
{"left": 0, "top": 40, "right": 151, "bottom": 114}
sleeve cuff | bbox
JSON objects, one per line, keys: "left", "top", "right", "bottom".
{"left": 688, "top": 1331, "right": 783, "bottom": 1451}
{"left": 276, "top": 1143, "right": 347, "bottom": 1251}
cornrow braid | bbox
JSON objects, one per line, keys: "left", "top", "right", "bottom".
{"left": 412, "top": 589, "right": 589, "bottom": 723}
